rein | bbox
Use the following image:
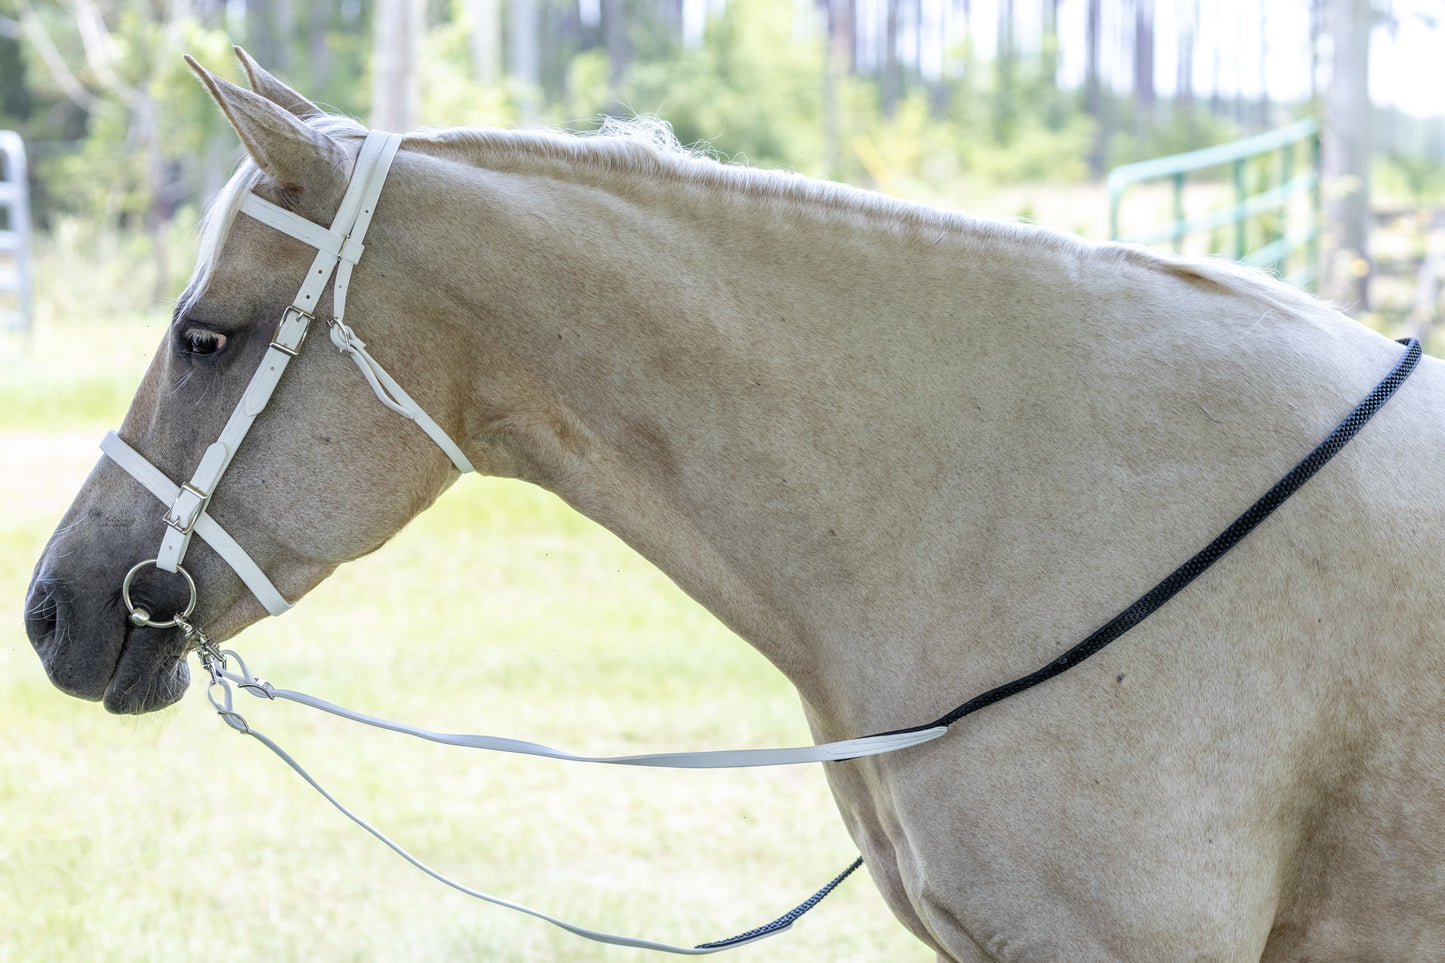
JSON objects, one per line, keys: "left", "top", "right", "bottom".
{"left": 98, "top": 128, "right": 1425, "bottom": 954}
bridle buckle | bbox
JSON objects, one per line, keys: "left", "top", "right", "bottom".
{"left": 270, "top": 305, "right": 313, "bottom": 357}
{"left": 162, "top": 481, "right": 210, "bottom": 536}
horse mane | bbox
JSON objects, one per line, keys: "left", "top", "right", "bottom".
{"left": 182, "top": 111, "right": 1331, "bottom": 327}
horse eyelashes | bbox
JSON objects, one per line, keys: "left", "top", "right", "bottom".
{"left": 181, "top": 328, "right": 227, "bottom": 357}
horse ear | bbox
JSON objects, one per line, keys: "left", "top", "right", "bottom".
{"left": 232, "top": 46, "right": 324, "bottom": 120}
{"left": 185, "top": 54, "right": 348, "bottom": 221}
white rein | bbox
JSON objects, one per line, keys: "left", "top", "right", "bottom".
{"left": 101, "top": 129, "right": 942, "bottom": 954}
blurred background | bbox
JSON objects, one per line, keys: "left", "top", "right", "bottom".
{"left": 0, "top": 4, "right": 1443, "bottom": 960}
{"left": 0, "top": 0, "right": 1442, "bottom": 334}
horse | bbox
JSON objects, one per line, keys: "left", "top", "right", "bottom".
{"left": 24, "top": 49, "right": 1445, "bottom": 961}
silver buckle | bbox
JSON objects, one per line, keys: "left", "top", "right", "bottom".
{"left": 271, "top": 305, "right": 313, "bottom": 357}
{"left": 162, "top": 481, "right": 209, "bottom": 535}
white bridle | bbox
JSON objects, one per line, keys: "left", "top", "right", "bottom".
{"left": 97, "top": 128, "right": 945, "bottom": 953}
{"left": 103, "top": 131, "right": 473, "bottom": 624}
{"left": 103, "top": 124, "right": 941, "bottom": 764}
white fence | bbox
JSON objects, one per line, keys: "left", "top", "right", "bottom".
{"left": 0, "top": 131, "right": 33, "bottom": 334}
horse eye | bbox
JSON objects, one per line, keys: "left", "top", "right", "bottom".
{"left": 182, "top": 328, "right": 227, "bottom": 357}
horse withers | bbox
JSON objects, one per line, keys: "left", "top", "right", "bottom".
{"left": 25, "top": 49, "right": 1445, "bottom": 961}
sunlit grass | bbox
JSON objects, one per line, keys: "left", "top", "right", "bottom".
{"left": 0, "top": 306, "right": 931, "bottom": 960}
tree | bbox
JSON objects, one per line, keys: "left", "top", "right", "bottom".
{"left": 993, "top": 0, "right": 1017, "bottom": 143}
{"left": 881, "top": 0, "right": 900, "bottom": 118}
{"left": 1132, "top": 0, "right": 1155, "bottom": 133}
{"left": 466, "top": 0, "right": 502, "bottom": 85}
{"left": 1085, "top": 0, "right": 1105, "bottom": 176}
{"left": 508, "top": 0, "right": 541, "bottom": 116}
{"left": 602, "top": 0, "right": 628, "bottom": 100}
{"left": 1176, "top": 0, "right": 1196, "bottom": 123}
{"left": 1323, "top": 0, "right": 1374, "bottom": 308}
{"left": 819, "top": 0, "right": 853, "bottom": 173}
{"left": 372, "top": 0, "right": 424, "bottom": 132}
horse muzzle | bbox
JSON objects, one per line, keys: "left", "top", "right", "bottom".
{"left": 25, "top": 562, "right": 193, "bottom": 714}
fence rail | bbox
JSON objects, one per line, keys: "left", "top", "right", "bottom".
{"left": 1107, "top": 119, "right": 1321, "bottom": 290}
{"left": 0, "top": 131, "right": 33, "bottom": 335}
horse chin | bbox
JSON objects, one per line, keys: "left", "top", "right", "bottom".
{"left": 102, "top": 625, "right": 192, "bottom": 714}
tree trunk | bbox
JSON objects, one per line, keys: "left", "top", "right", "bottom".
{"left": 1257, "top": 3, "right": 1270, "bottom": 128}
{"left": 1323, "top": 0, "right": 1373, "bottom": 309}
{"left": 466, "top": 0, "right": 502, "bottom": 85}
{"left": 1309, "top": 0, "right": 1324, "bottom": 106}
{"left": 819, "top": 0, "right": 852, "bottom": 175}
{"left": 248, "top": 0, "right": 293, "bottom": 77}
{"left": 1040, "top": 0, "right": 1059, "bottom": 87}
{"left": 1085, "top": 0, "right": 1105, "bottom": 177}
{"left": 882, "top": 0, "right": 900, "bottom": 118}
{"left": 1176, "top": 0, "right": 1196, "bottom": 123}
{"left": 1133, "top": 0, "right": 1155, "bottom": 134}
{"left": 928, "top": 0, "right": 952, "bottom": 118}
{"left": 371, "top": 0, "right": 423, "bottom": 132}
{"left": 602, "top": 0, "right": 629, "bottom": 102}
{"left": 308, "top": 0, "right": 332, "bottom": 94}
{"left": 994, "top": 0, "right": 1016, "bottom": 143}
{"left": 507, "top": 0, "right": 541, "bottom": 117}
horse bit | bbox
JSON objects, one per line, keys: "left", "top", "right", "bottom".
{"left": 95, "top": 128, "right": 1425, "bottom": 953}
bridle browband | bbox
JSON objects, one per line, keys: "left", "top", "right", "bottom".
{"left": 93, "top": 127, "right": 1427, "bottom": 954}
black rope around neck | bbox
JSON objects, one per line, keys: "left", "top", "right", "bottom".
{"left": 699, "top": 337, "right": 1421, "bottom": 951}
{"left": 911, "top": 336, "right": 1420, "bottom": 733}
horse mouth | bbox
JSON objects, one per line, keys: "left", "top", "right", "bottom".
{"left": 101, "top": 627, "right": 192, "bottom": 714}
{"left": 25, "top": 575, "right": 192, "bottom": 714}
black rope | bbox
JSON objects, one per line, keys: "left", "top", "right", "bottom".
{"left": 694, "top": 857, "right": 864, "bottom": 949}
{"left": 900, "top": 337, "right": 1422, "bottom": 735}
{"left": 693, "top": 338, "right": 1421, "bottom": 950}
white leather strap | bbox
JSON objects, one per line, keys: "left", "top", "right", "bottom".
{"left": 329, "top": 323, "right": 475, "bottom": 473}
{"left": 329, "top": 133, "right": 400, "bottom": 328}
{"left": 239, "top": 193, "right": 345, "bottom": 255}
{"left": 157, "top": 340, "right": 299, "bottom": 572}
{"left": 241, "top": 722, "right": 781, "bottom": 954}
{"left": 198, "top": 650, "right": 928, "bottom": 953}
{"left": 101, "top": 432, "right": 293, "bottom": 616}
{"left": 245, "top": 674, "right": 946, "bottom": 767}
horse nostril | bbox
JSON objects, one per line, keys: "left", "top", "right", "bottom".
{"left": 24, "top": 574, "right": 64, "bottom": 657}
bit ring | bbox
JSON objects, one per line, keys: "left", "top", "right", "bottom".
{"left": 121, "top": 559, "right": 197, "bottom": 629}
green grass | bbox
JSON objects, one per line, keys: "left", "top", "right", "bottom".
{"left": 0, "top": 308, "right": 932, "bottom": 960}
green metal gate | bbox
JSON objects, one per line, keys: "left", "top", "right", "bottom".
{"left": 1107, "top": 118, "right": 1321, "bottom": 291}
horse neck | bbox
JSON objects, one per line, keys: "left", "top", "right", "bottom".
{"left": 391, "top": 142, "right": 1384, "bottom": 731}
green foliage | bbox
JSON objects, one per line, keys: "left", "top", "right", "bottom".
{"left": 11, "top": 10, "right": 234, "bottom": 227}
{"left": 1, "top": 0, "right": 1382, "bottom": 272}
{"left": 1104, "top": 109, "right": 1252, "bottom": 174}
{"left": 418, "top": 14, "right": 518, "bottom": 129}
{"left": 1377, "top": 151, "right": 1445, "bottom": 206}
{"left": 581, "top": 0, "right": 827, "bottom": 172}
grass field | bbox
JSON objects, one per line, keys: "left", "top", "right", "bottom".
{"left": 0, "top": 310, "right": 933, "bottom": 961}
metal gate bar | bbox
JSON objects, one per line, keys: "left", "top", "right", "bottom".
{"left": 1107, "top": 119, "right": 1321, "bottom": 291}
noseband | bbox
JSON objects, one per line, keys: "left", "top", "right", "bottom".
{"left": 103, "top": 131, "right": 473, "bottom": 624}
